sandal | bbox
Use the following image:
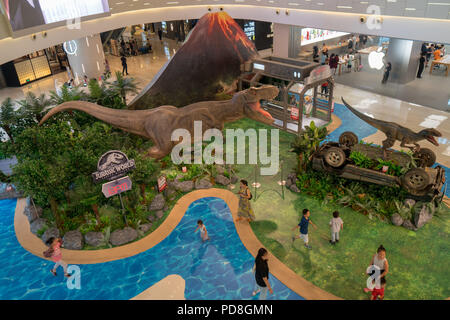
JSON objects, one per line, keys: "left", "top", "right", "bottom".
{"left": 50, "top": 270, "right": 57, "bottom": 276}
{"left": 64, "top": 273, "right": 71, "bottom": 278}
{"left": 252, "top": 290, "right": 260, "bottom": 296}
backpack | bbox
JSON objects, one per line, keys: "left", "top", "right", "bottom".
{"left": 43, "top": 247, "right": 53, "bottom": 258}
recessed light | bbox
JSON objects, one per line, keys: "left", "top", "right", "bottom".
{"left": 337, "top": 6, "right": 352, "bottom": 9}
{"left": 116, "top": 1, "right": 125, "bottom": 4}
{"left": 428, "top": 2, "right": 450, "bottom": 5}
{"left": 317, "top": 2, "right": 324, "bottom": 5}
{"left": 166, "top": 1, "right": 179, "bottom": 4}
{"left": 405, "top": 7, "right": 416, "bottom": 10}
{"left": 360, "top": 1, "right": 368, "bottom": 4}
{"left": 288, "top": 2, "right": 300, "bottom": 5}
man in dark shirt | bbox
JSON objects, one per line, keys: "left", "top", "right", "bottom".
{"left": 417, "top": 53, "right": 425, "bottom": 78}
{"left": 6, "top": 0, "right": 46, "bottom": 31}
{"left": 292, "top": 208, "right": 317, "bottom": 249}
{"left": 121, "top": 55, "right": 129, "bottom": 76}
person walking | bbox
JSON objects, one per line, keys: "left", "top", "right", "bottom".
{"left": 121, "top": 55, "right": 129, "bottom": 76}
{"left": 158, "top": 28, "right": 163, "bottom": 42}
{"left": 381, "top": 62, "right": 392, "bottom": 84}
{"left": 252, "top": 248, "right": 273, "bottom": 300}
{"left": 235, "top": 180, "right": 255, "bottom": 223}
{"left": 292, "top": 209, "right": 317, "bottom": 249}
{"left": 329, "top": 211, "right": 343, "bottom": 245}
{"left": 44, "top": 237, "right": 70, "bottom": 278}
{"left": 354, "top": 51, "right": 362, "bottom": 72}
{"left": 417, "top": 53, "right": 425, "bottom": 78}
{"left": 364, "top": 245, "right": 389, "bottom": 293}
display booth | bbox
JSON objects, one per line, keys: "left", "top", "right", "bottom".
{"left": 239, "top": 56, "right": 334, "bottom": 135}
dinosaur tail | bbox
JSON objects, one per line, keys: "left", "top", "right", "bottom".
{"left": 39, "top": 101, "right": 150, "bottom": 137}
{"left": 341, "top": 97, "right": 383, "bottom": 131}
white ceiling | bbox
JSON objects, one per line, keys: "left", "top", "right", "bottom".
{"left": 108, "top": 0, "right": 450, "bottom": 19}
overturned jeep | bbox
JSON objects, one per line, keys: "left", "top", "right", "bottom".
{"left": 312, "top": 131, "right": 446, "bottom": 201}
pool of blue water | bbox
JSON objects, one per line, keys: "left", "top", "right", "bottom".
{"left": 0, "top": 197, "right": 303, "bottom": 300}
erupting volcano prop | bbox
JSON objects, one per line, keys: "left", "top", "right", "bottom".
{"left": 127, "top": 12, "right": 258, "bottom": 110}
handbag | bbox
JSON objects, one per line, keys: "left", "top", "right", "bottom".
{"left": 43, "top": 247, "right": 53, "bottom": 258}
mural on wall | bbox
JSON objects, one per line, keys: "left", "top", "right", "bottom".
{"left": 127, "top": 11, "right": 258, "bottom": 110}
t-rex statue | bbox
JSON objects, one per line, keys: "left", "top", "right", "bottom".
{"left": 39, "top": 85, "right": 279, "bottom": 159}
{"left": 341, "top": 98, "right": 441, "bottom": 159}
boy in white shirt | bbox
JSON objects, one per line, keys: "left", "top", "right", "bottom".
{"left": 329, "top": 211, "right": 343, "bottom": 245}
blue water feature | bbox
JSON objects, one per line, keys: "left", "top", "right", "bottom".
{"left": 324, "top": 102, "right": 449, "bottom": 197}
{"left": 0, "top": 197, "right": 303, "bottom": 300}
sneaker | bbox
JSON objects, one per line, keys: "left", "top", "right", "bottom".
{"left": 252, "top": 289, "right": 260, "bottom": 296}
{"left": 329, "top": 240, "right": 335, "bottom": 245}
{"left": 305, "top": 244, "right": 312, "bottom": 249}
{"left": 336, "top": 239, "right": 339, "bottom": 243}
{"left": 50, "top": 270, "right": 57, "bottom": 276}
{"left": 64, "top": 273, "right": 71, "bottom": 278}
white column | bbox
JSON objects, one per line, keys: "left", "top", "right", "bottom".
{"left": 273, "top": 23, "right": 290, "bottom": 58}
{"left": 65, "top": 34, "right": 105, "bottom": 84}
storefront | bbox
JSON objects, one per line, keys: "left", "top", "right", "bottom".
{"left": 0, "top": 45, "right": 68, "bottom": 87}
{"left": 236, "top": 20, "right": 273, "bottom": 51}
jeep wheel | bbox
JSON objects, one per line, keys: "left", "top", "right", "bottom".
{"left": 324, "top": 147, "right": 346, "bottom": 168}
{"left": 339, "top": 131, "right": 358, "bottom": 147}
{"left": 402, "top": 168, "right": 430, "bottom": 191}
{"left": 413, "top": 148, "right": 436, "bottom": 167}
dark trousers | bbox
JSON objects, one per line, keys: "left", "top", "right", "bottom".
{"left": 382, "top": 72, "right": 390, "bottom": 84}
{"left": 417, "top": 64, "right": 424, "bottom": 78}
{"left": 122, "top": 64, "right": 128, "bottom": 75}
{"left": 321, "top": 86, "right": 328, "bottom": 95}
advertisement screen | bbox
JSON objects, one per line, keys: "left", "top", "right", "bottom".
{"left": 300, "top": 28, "right": 349, "bottom": 46}
{"left": 3, "top": 0, "right": 110, "bottom": 32}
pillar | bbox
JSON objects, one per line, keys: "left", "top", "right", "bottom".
{"left": 385, "top": 38, "right": 422, "bottom": 84}
{"left": 273, "top": 23, "right": 290, "bottom": 58}
{"left": 65, "top": 34, "right": 105, "bottom": 84}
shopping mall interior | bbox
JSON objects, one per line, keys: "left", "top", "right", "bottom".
{"left": 0, "top": 0, "right": 448, "bottom": 304}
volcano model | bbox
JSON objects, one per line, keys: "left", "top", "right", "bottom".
{"left": 127, "top": 12, "right": 258, "bottom": 110}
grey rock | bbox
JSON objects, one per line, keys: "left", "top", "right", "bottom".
{"left": 149, "top": 194, "right": 166, "bottom": 211}
{"left": 215, "top": 174, "right": 231, "bottom": 186}
{"left": 216, "top": 165, "right": 225, "bottom": 175}
{"left": 414, "top": 205, "right": 433, "bottom": 229}
{"left": 231, "top": 175, "right": 238, "bottom": 184}
{"left": 285, "top": 178, "right": 293, "bottom": 188}
{"left": 404, "top": 199, "right": 416, "bottom": 207}
{"left": 175, "top": 174, "right": 184, "bottom": 182}
{"left": 195, "top": 178, "right": 213, "bottom": 189}
{"left": 402, "top": 220, "right": 418, "bottom": 231}
{"left": 175, "top": 180, "right": 194, "bottom": 192}
{"left": 84, "top": 232, "right": 104, "bottom": 247}
{"left": 163, "top": 205, "right": 169, "bottom": 212}
{"left": 24, "top": 204, "right": 42, "bottom": 223}
{"left": 164, "top": 187, "right": 177, "bottom": 201}
{"left": 287, "top": 172, "right": 297, "bottom": 180}
{"left": 156, "top": 210, "right": 164, "bottom": 219}
{"left": 110, "top": 227, "right": 138, "bottom": 246}
{"left": 289, "top": 184, "right": 301, "bottom": 193}
{"left": 138, "top": 223, "right": 152, "bottom": 233}
{"left": 41, "top": 227, "right": 60, "bottom": 244}
{"left": 147, "top": 214, "right": 156, "bottom": 222}
{"left": 391, "top": 213, "right": 404, "bottom": 226}
{"left": 30, "top": 218, "right": 48, "bottom": 235}
{"left": 63, "top": 230, "right": 84, "bottom": 250}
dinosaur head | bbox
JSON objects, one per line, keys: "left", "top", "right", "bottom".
{"left": 241, "top": 85, "right": 279, "bottom": 125}
{"left": 418, "top": 128, "right": 441, "bottom": 146}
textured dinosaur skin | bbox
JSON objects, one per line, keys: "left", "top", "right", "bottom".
{"left": 341, "top": 98, "right": 441, "bottom": 157}
{"left": 40, "top": 85, "right": 279, "bottom": 159}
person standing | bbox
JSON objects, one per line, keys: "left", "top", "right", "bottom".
{"left": 433, "top": 45, "right": 441, "bottom": 61}
{"left": 364, "top": 245, "right": 389, "bottom": 293}
{"left": 292, "top": 209, "right": 317, "bottom": 249}
{"left": 352, "top": 34, "right": 358, "bottom": 50}
{"left": 235, "top": 180, "right": 255, "bottom": 223}
{"left": 417, "top": 53, "right": 425, "bottom": 78}
{"left": 194, "top": 220, "right": 210, "bottom": 242}
{"left": 252, "top": 248, "right": 273, "bottom": 300}
{"left": 158, "top": 28, "right": 163, "bottom": 42}
{"left": 329, "top": 211, "right": 343, "bottom": 245}
{"left": 381, "top": 62, "right": 392, "bottom": 84}
{"left": 426, "top": 44, "right": 433, "bottom": 67}
{"left": 354, "top": 51, "right": 362, "bottom": 72}
{"left": 121, "top": 55, "right": 129, "bottom": 76}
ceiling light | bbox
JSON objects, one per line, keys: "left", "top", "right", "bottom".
{"left": 337, "top": 6, "right": 352, "bottom": 9}
{"left": 428, "top": 2, "right": 450, "bottom": 5}
{"left": 317, "top": 2, "right": 324, "bottom": 5}
{"left": 116, "top": 2, "right": 125, "bottom": 4}
{"left": 387, "top": 0, "right": 397, "bottom": 2}
{"left": 288, "top": 2, "right": 300, "bottom": 5}
{"left": 166, "top": 1, "right": 179, "bottom": 4}
{"left": 360, "top": 1, "right": 368, "bottom": 4}
{"left": 405, "top": 7, "right": 416, "bottom": 10}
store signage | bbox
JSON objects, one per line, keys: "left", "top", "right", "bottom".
{"left": 157, "top": 176, "right": 167, "bottom": 193}
{"left": 290, "top": 107, "right": 299, "bottom": 121}
{"left": 92, "top": 150, "right": 135, "bottom": 183}
{"left": 102, "top": 176, "right": 132, "bottom": 198}
{"left": 243, "top": 21, "right": 255, "bottom": 41}
{"left": 253, "top": 63, "right": 265, "bottom": 71}
{"left": 63, "top": 40, "right": 77, "bottom": 55}
{"left": 300, "top": 28, "right": 349, "bottom": 46}
{"left": 368, "top": 47, "right": 385, "bottom": 70}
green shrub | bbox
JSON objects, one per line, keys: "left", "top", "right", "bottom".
{"left": 349, "top": 151, "right": 373, "bottom": 169}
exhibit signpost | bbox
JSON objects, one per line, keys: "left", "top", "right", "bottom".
{"left": 92, "top": 150, "right": 135, "bottom": 225}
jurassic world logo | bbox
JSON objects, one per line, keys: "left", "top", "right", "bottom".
{"left": 92, "top": 150, "right": 135, "bottom": 183}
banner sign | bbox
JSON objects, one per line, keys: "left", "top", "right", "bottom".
{"left": 102, "top": 176, "right": 132, "bottom": 198}
{"left": 305, "top": 65, "right": 332, "bottom": 86}
{"left": 92, "top": 150, "right": 135, "bottom": 183}
{"left": 290, "top": 107, "right": 299, "bottom": 121}
{"left": 157, "top": 176, "right": 167, "bottom": 193}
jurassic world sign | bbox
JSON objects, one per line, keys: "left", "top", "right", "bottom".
{"left": 92, "top": 150, "right": 135, "bottom": 183}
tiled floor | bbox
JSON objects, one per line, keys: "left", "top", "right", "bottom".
{"left": 0, "top": 35, "right": 448, "bottom": 168}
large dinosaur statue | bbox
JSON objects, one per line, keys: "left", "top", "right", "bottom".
{"left": 341, "top": 98, "right": 441, "bottom": 159}
{"left": 39, "top": 85, "right": 279, "bottom": 159}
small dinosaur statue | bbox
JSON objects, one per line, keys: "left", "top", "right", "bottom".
{"left": 341, "top": 98, "right": 441, "bottom": 159}
{"left": 40, "top": 85, "right": 279, "bottom": 159}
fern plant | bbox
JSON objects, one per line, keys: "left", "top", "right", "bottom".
{"left": 349, "top": 151, "right": 373, "bottom": 169}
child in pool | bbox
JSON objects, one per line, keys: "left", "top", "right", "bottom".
{"left": 194, "top": 220, "right": 210, "bottom": 242}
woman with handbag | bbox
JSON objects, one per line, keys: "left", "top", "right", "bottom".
{"left": 235, "top": 180, "right": 255, "bottom": 223}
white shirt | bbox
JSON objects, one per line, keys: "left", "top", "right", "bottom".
{"left": 329, "top": 217, "right": 343, "bottom": 233}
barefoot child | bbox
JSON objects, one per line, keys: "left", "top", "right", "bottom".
{"left": 194, "top": 220, "right": 210, "bottom": 242}
{"left": 45, "top": 237, "right": 70, "bottom": 278}
{"left": 292, "top": 209, "right": 317, "bottom": 249}
{"left": 329, "top": 211, "right": 343, "bottom": 245}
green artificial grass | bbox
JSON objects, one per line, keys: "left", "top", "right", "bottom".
{"left": 224, "top": 118, "right": 450, "bottom": 300}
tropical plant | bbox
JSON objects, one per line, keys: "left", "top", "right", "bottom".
{"left": 290, "top": 121, "right": 328, "bottom": 173}
{"left": 374, "top": 159, "right": 406, "bottom": 177}
{"left": 49, "top": 84, "right": 88, "bottom": 105}
{"left": 349, "top": 151, "right": 373, "bottom": 169}
{"left": 87, "top": 78, "right": 125, "bottom": 109}
{"left": 107, "top": 71, "right": 140, "bottom": 105}
{"left": 0, "top": 98, "right": 20, "bottom": 143}
{"left": 18, "top": 92, "right": 52, "bottom": 123}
